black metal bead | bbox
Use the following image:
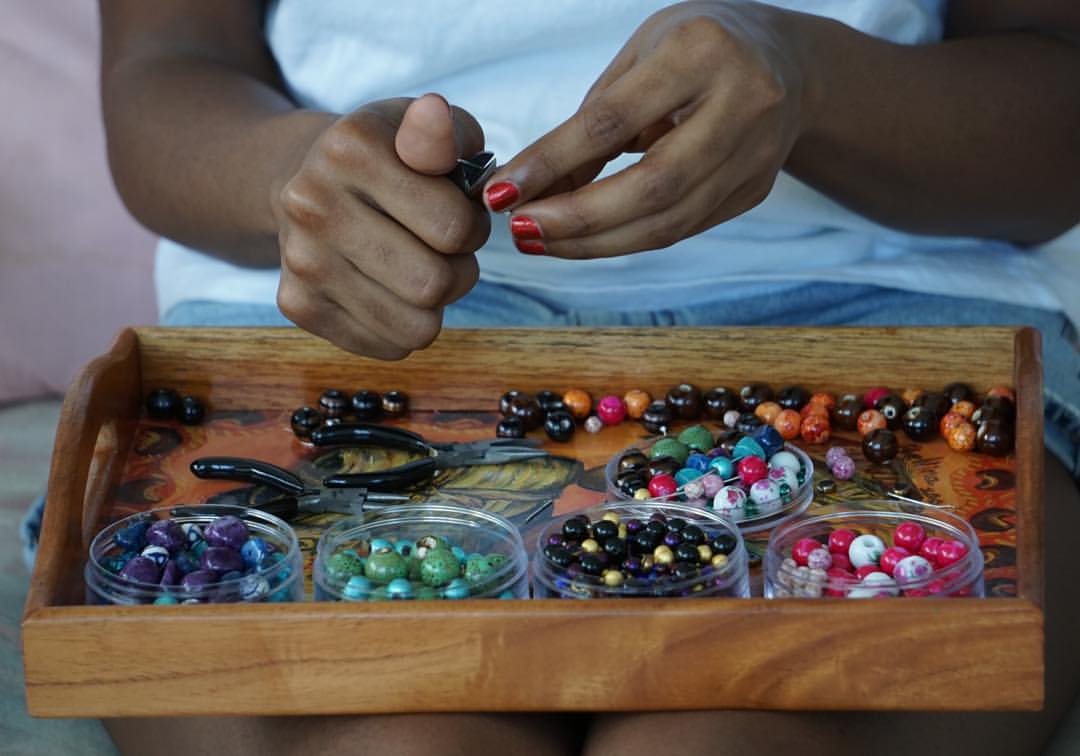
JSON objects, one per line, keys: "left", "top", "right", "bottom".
{"left": 496, "top": 416, "right": 526, "bottom": 439}
{"left": 711, "top": 533, "right": 737, "bottom": 556}
{"left": 617, "top": 471, "right": 648, "bottom": 496}
{"left": 777, "top": 385, "right": 810, "bottom": 411}
{"left": 647, "top": 456, "right": 681, "bottom": 479}
{"left": 562, "top": 516, "right": 590, "bottom": 541}
{"left": 666, "top": 517, "right": 687, "bottom": 533}
{"left": 145, "top": 388, "right": 180, "bottom": 421}
{"left": 680, "top": 525, "right": 706, "bottom": 545}
{"left": 942, "top": 382, "right": 976, "bottom": 406}
{"left": 976, "top": 418, "right": 1014, "bottom": 457}
{"left": 290, "top": 406, "right": 324, "bottom": 439}
{"left": 642, "top": 400, "right": 674, "bottom": 434}
{"left": 913, "top": 392, "right": 950, "bottom": 422}
{"left": 579, "top": 554, "right": 605, "bottom": 576}
{"left": 350, "top": 390, "right": 383, "bottom": 421}
{"left": 666, "top": 383, "right": 703, "bottom": 420}
{"left": 617, "top": 451, "right": 649, "bottom": 476}
{"left": 831, "top": 394, "right": 863, "bottom": 431}
{"left": 875, "top": 394, "right": 906, "bottom": 430}
{"left": 543, "top": 545, "right": 574, "bottom": 568}
{"left": 543, "top": 409, "right": 575, "bottom": 442}
{"left": 499, "top": 390, "right": 523, "bottom": 416}
{"left": 319, "top": 389, "right": 349, "bottom": 419}
{"left": 508, "top": 393, "right": 543, "bottom": 431}
{"left": 631, "top": 531, "right": 657, "bottom": 554}
{"left": 735, "top": 412, "right": 763, "bottom": 435}
{"left": 703, "top": 387, "right": 739, "bottom": 418}
{"left": 738, "top": 383, "right": 774, "bottom": 413}
{"left": 592, "top": 520, "right": 618, "bottom": 541}
{"left": 674, "top": 542, "right": 699, "bottom": 563}
{"left": 672, "top": 561, "right": 699, "bottom": 581}
{"left": 179, "top": 395, "right": 205, "bottom": 425}
{"left": 536, "top": 390, "right": 565, "bottom": 415}
{"left": 645, "top": 520, "right": 667, "bottom": 539}
{"left": 902, "top": 406, "right": 937, "bottom": 441}
{"left": 602, "top": 537, "right": 627, "bottom": 561}
{"left": 381, "top": 390, "right": 409, "bottom": 417}
{"left": 862, "top": 428, "right": 899, "bottom": 464}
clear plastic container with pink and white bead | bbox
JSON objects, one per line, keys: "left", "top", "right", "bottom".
{"left": 764, "top": 502, "right": 984, "bottom": 599}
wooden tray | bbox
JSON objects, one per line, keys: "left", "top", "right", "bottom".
{"left": 23, "top": 327, "right": 1045, "bottom": 717}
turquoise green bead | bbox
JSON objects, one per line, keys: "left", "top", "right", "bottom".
{"left": 675, "top": 467, "right": 703, "bottom": 486}
{"left": 451, "top": 545, "right": 467, "bottom": 563}
{"left": 406, "top": 556, "right": 423, "bottom": 581}
{"left": 731, "top": 437, "right": 766, "bottom": 462}
{"left": 442, "top": 578, "right": 470, "bottom": 599}
{"left": 464, "top": 556, "right": 494, "bottom": 584}
{"left": 153, "top": 595, "right": 179, "bottom": 605}
{"left": 420, "top": 548, "right": 461, "bottom": 587}
{"left": 326, "top": 551, "right": 364, "bottom": 582}
{"left": 650, "top": 437, "right": 689, "bottom": 466}
{"left": 394, "top": 540, "right": 414, "bottom": 557}
{"left": 677, "top": 424, "right": 714, "bottom": 452}
{"left": 386, "top": 577, "right": 414, "bottom": 599}
{"left": 708, "top": 456, "right": 735, "bottom": 479}
{"left": 779, "top": 482, "right": 792, "bottom": 502}
{"left": 368, "top": 586, "right": 390, "bottom": 601}
{"left": 415, "top": 585, "right": 439, "bottom": 600}
{"left": 369, "top": 538, "right": 393, "bottom": 553}
{"left": 364, "top": 550, "right": 408, "bottom": 584}
{"left": 486, "top": 553, "right": 508, "bottom": 571}
{"left": 343, "top": 575, "right": 372, "bottom": 601}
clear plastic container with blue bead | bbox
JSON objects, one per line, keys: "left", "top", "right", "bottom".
{"left": 533, "top": 501, "right": 750, "bottom": 599}
{"left": 85, "top": 504, "right": 303, "bottom": 605}
{"left": 605, "top": 422, "right": 815, "bottom": 535}
{"left": 313, "top": 503, "right": 529, "bottom": 601}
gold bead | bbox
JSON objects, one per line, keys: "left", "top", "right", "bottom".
{"left": 581, "top": 538, "right": 599, "bottom": 553}
{"left": 641, "top": 555, "right": 655, "bottom": 571}
{"left": 601, "top": 512, "right": 621, "bottom": 524}
{"left": 653, "top": 545, "right": 674, "bottom": 566}
{"left": 711, "top": 554, "right": 729, "bottom": 569}
{"left": 633, "top": 488, "right": 650, "bottom": 501}
{"left": 697, "top": 544, "right": 713, "bottom": 563}
{"left": 603, "top": 570, "right": 624, "bottom": 587}
{"left": 617, "top": 524, "right": 628, "bottom": 540}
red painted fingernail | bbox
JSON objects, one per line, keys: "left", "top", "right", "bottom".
{"left": 514, "top": 238, "right": 546, "bottom": 255}
{"left": 485, "top": 181, "right": 519, "bottom": 212}
{"left": 510, "top": 215, "right": 542, "bottom": 240}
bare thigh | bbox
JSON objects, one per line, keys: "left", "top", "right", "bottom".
{"left": 584, "top": 453, "right": 1080, "bottom": 756}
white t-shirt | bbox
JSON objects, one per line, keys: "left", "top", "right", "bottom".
{"left": 156, "top": 0, "right": 1074, "bottom": 320}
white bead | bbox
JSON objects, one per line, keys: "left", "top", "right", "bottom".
{"left": 848, "top": 534, "right": 886, "bottom": 568}
{"left": 712, "top": 486, "right": 746, "bottom": 520}
{"left": 584, "top": 416, "right": 603, "bottom": 433}
{"left": 768, "top": 451, "right": 801, "bottom": 475}
{"left": 749, "top": 479, "right": 782, "bottom": 513}
{"left": 140, "top": 545, "right": 170, "bottom": 568}
{"left": 807, "top": 547, "right": 833, "bottom": 570}
{"left": 723, "top": 409, "right": 740, "bottom": 428}
{"left": 894, "top": 555, "right": 934, "bottom": 585}
{"left": 847, "top": 570, "right": 899, "bottom": 599}
{"left": 767, "top": 465, "right": 799, "bottom": 490}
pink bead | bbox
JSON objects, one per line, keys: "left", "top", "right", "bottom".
{"left": 825, "top": 447, "right": 849, "bottom": 467}
{"left": 919, "top": 536, "right": 945, "bottom": 564}
{"left": 828, "top": 529, "right": 857, "bottom": 555}
{"left": 825, "top": 567, "right": 855, "bottom": 597}
{"left": 855, "top": 564, "right": 880, "bottom": 581}
{"left": 893, "top": 521, "right": 926, "bottom": 552}
{"left": 647, "top": 473, "right": 677, "bottom": 498}
{"left": 878, "top": 546, "right": 911, "bottom": 577}
{"left": 830, "top": 455, "right": 856, "bottom": 481}
{"left": 700, "top": 473, "right": 724, "bottom": 498}
{"left": 596, "top": 395, "right": 627, "bottom": 425}
{"left": 792, "top": 538, "right": 822, "bottom": 567}
{"left": 936, "top": 539, "right": 969, "bottom": 568}
{"left": 736, "top": 456, "right": 768, "bottom": 487}
{"left": 863, "top": 387, "right": 891, "bottom": 408}
{"left": 807, "top": 547, "right": 833, "bottom": 570}
{"left": 830, "top": 552, "right": 853, "bottom": 572}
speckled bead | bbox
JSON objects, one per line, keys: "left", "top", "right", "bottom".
{"left": 767, "top": 464, "right": 798, "bottom": 491}
{"left": 893, "top": 555, "right": 934, "bottom": 585}
{"left": 754, "top": 401, "right": 782, "bottom": 425}
{"left": 799, "top": 413, "right": 830, "bottom": 445}
{"left": 768, "top": 450, "right": 801, "bottom": 475}
{"left": 825, "top": 447, "right": 849, "bottom": 467}
{"left": 749, "top": 479, "right": 782, "bottom": 513}
{"left": 830, "top": 455, "right": 856, "bottom": 481}
{"left": 848, "top": 534, "right": 886, "bottom": 568}
{"left": 712, "top": 486, "right": 747, "bottom": 520}
{"left": 420, "top": 548, "right": 460, "bottom": 587}
{"left": 365, "top": 549, "right": 408, "bottom": 584}
{"left": 807, "top": 547, "right": 833, "bottom": 570}
{"left": 945, "top": 421, "right": 976, "bottom": 452}
{"left": 857, "top": 409, "right": 887, "bottom": 436}
{"left": 140, "top": 545, "right": 170, "bottom": 568}
{"left": 773, "top": 409, "right": 801, "bottom": 440}
{"left": 146, "top": 520, "right": 185, "bottom": 553}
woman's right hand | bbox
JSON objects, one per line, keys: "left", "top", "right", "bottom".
{"left": 274, "top": 94, "right": 490, "bottom": 359}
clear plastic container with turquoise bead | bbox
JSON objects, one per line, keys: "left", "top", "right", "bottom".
{"left": 533, "top": 501, "right": 750, "bottom": 599}
{"left": 764, "top": 502, "right": 984, "bottom": 599}
{"left": 604, "top": 440, "right": 815, "bottom": 535}
{"left": 313, "top": 503, "right": 529, "bottom": 601}
{"left": 85, "top": 504, "right": 303, "bottom": 605}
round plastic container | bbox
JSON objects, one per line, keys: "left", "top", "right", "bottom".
{"left": 605, "top": 441, "right": 814, "bottom": 535}
{"left": 533, "top": 501, "right": 750, "bottom": 599}
{"left": 313, "top": 503, "right": 528, "bottom": 601}
{"left": 764, "top": 502, "right": 984, "bottom": 599}
{"left": 85, "top": 504, "right": 303, "bottom": 605}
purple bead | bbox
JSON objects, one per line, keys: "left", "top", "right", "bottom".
{"left": 119, "top": 555, "right": 162, "bottom": 584}
{"left": 623, "top": 556, "right": 642, "bottom": 575}
{"left": 201, "top": 546, "right": 245, "bottom": 573}
{"left": 648, "top": 512, "right": 668, "bottom": 524}
{"left": 203, "top": 515, "right": 249, "bottom": 549}
{"left": 825, "top": 446, "right": 850, "bottom": 468}
{"left": 831, "top": 455, "right": 856, "bottom": 481}
{"left": 663, "top": 532, "right": 681, "bottom": 547}
{"left": 160, "top": 559, "right": 182, "bottom": 586}
{"left": 625, "top": 519, "right": 644, "bottom": 534}
{"left": 705, "top": 447, "right": 729, "bottom": 459}
{"left": 547, "top": 534, "right": 565, "bottom": 547}
{"left": 181, "top": 569, "right": 219, "bottom": 592}
{"left": 145, "top": 520, "right": 185, "bottom": 553}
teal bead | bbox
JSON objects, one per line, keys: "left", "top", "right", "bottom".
{"left": 708, "top": 456, "right": 735, "bottom": 479}
{"left": 153, "top": 595, "right": 179, "bottom": 605}
{"left": 415, "top": 585, "right": 439, "bottom": 600}
{"left": 486, "top": 553, "right": 508, "bottom": 571}
{"left": 650, "top": 438, "right": 689, "bottom": 466}
{"left": 677, "top": 424, "right": 714, "bottom": 452}
{"left": 343, "top": 575, "right": 372, "bottom": 601}
{"left": 442, "top": 578, "right": 470, "bottom": 599}
{"left": 464, "top": 556, "right": 494, "bottom": 584}
{"left": 675, "top": 467, "right": 703, "bottom": 486}
{"left": 368, "top": 586, "right": 390, "bottom": 601}
{"left": 364, "top": 550, "right": 408, "bottom": 584}
{"left": 393, "top": 540, "right": 413, "bottom": 557}
{"left": 466, "top": 552, "right": 484, "bottom": 562}
{"left": 386, "top": 577, "right": 414, "bottom": 599}
{"left": 420, "top": 548, "right": 461, "bottom": 587}
{"left": 779, "top": 482, "right": 792, "bottom": 502}
{"left": 451, "top": 546, "right": 467, "bottom": 563}
{"left": 499, "top": 591, "right": 516, "bottom": 599}
{"left": 731, "top": 436, "right": 766, "bottom": 462}
{"left": 369, "top": 538, "right": 393, "bottom": 553}
{"left": 326, "top": 551, "right": 365, "bottom": 582}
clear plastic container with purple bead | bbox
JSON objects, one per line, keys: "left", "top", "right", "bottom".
{"left": 85, "top": 504, "right": 303, "bottom": 605}
{"left": 533, "top": 501, "right": 750, "bottom": 599}
{"left": 604, "top": 424, "right": 815, "bottom": 535}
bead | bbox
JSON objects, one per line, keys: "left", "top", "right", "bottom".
{"left": 952, "top": 400, "right": 975, "bottom": 420}
{"left": 767, "top": 465, "right": 798, "bottom": 491}
{"left": 350, "top": 389, "right": 383, "bottom": 421}
{"left": 830, "top": 455, "right": 855, "bottom": 481}
{"left": 120, "top": 555, "right": 162, "bottom": 584}
{"left": 140, "top": 545, "right": 170, "bottom": 568}
{"left": 603, "top": 569, "right": 624, "bottom": 587}
{"left": 848, "top": 534, "right": 886, "bottom": 568}
{"left": 561, "top": 389, "right": 592, "bottom": 419}
{"left": 712, "top": 486, "right": 747, "bottom": 520}
{"left": 893, "top": 522, "right": 926, "bottom": 552}
{"left": 875, "top": 395, "right": 905, "bottom": 430}
{"left": 754, "top": 401, "right": 782, "bottom": 425}
{"left": 848, "top": 571, "right": 899, "bottom": 599}
{"left": 942, "top": 382, "right": 975, "bottom": 406}
{"left": 677, "top": 424, "right": 714, "bottom": 452}
{"left": 617, "top": 451, "right": 649, "bottom": 477}
{"left": 290, "top": 406, "right": 323, "bottom": 440}
{"left": 180, "top": 570, "right": 218, "bottom": 593}
{"left": 675, "top": 468, "right": 703, "bottom": 487}
{"left": 382, "top": 390, "right": 409, "bottom": 417}
{"left": 716, "top": 430, "right": 742, "bottom": 457}
{"left": 732, "top": 436, "right": 766, "bottom": 462}
{"left": 442, "top": 578, "right": 471, "bottom": 599}
{"left": 508, "top": 393, "right": 543, "bottom": 431}
{"left": 857, "top": 409, "right": 887, "bottom": 436}
{"left": 179, "top": 395, "right": 205, "bottom": 426}
{"left": 750, "top": 425, "right": 785, "bottom": 458}
{"left": 862, "top": 428, "right": 899, "bottom": 464}
{"left": 776, "top": 385, "right": 810, "bottom": 411}
{"left": 534, "top": 390, "right": 564, "bottom": 415}
{"left": 650, "top": 437, "right": 689, "bottom": 466}
{"left": 722, "top": 409, "right": 740, "bottom": 428}
{"left": 862, "top": 387, "right": 891, "bottom": 408}
{"left": 711, "top": 554, "right": 729, "bottom": 569}
{"left": 893, "top": 555, "right": 934, "bottom": 585}
{"left": 146, "top": 520, "right": 185, "bottom": 553}
{"left": 902, "top": 406, "right": 937, "bottom": 441}
{"left": 945, "top": 421, "right": 976, "bottom": 452}
{"left": 736, "top": 412, "right": 763, "bottom": 435}
{"left": 581, "top": 538, "right": 600, "bottom": 553}
{"left": 792, "top": 538, "right": 822, "bottom": 567}
{"left": 936, "top": 539, "right": 969, "bottom": 567}
{"left": 623, "top": 389, "right": 652, "bottom": 419}
{"left": 146, "top": 388, "right": 181, "bottom": 420}
{"left": 201, "top": 546, "right": 244, "bottom": 573}
{"left": 900, "top": 388, "right": 924, "bottom": 406}
{"left": 976, "top": 418, "right": 1014, "bottom": 456}
{"left": 749, "top": 479, "right": 782, "bottom": 513}
{"left": 697, "top": 544, "right": 714, "bottom": 562}
{"left": 807, "top": 547, "right": 832, "bottom": 570}
{"left": 154, "top": 595, "right": 179, "bottom": 605}
{"left": 914, "top": 391, "right": 951, "bottom": 423}
{"left": 684, "top": 452, "right": 711, "bottom": 473}
{"left": 939, "top": 411, "right": 966, "bottom": 437}
{"left": 653, "top": 545, "right": 675, "bottom": 566}
{"left": 204, "top": 516, "right": 249, "bottom": 550}
{"left": 496, "top": 416, "right": 526, "bottom": 439}
{"left": 365, "top": 550, "right": 408, "bottom": 584}
{"left": 878, "top": 546, "right": 910, "bottom": 576}
{"left": 319, "top": 389, "right": 349, "bottom": 419}
{"left": 799, "top": 413, "right": 830, "bottom": 445}
{"left": 738, "top": 383, "right": 774, "bottom": 412}
{"left": 808, "top": 392, "right": 837, "bottom": 412}
{"left": 707, "top": 456, "right": 735, "bottom": 479}
{"left": 382, "top": 577, "right": 413, "bottom": 599}
{"left": 342, "top": 575, "right": 372, "bottom": 601}
{"left": 825, "top": 447, "right": 849, "bottom": 467}
{"left": 647, "top": 474, "right": 678, "bottom": 498}
{"left": 800, "top": 401, "right": 829, "bottom": 419}
{"left": 596, "top": 395, "right": 627, "bottom": 425}
{"left": 583, "top": 415, "right": 603, "bottom": 433}
{"left": 160, "top": 560, "right": 181, "bottom": 586}
{"left": 543, "top": 409, "right": 575, "bottom": 442}
{"left": 831, "top": 394, "right": 863, "bottom": 431}
{"left": 325, "top": 550, "right": 364, "bottom": 581}
{"left": 633, "top": 488, "right": 651, "bottom": 501}
{"left": 642, "top": 401, "right": 673, "bottom": 434}
{"left": 710, "top": 533, "right": 737, "bottom": 556}
{"left": 703, "top": 387, "right": 740, "bottom": 418}
{"left": 498, "top": 390, "right": 523, "bottom": 416}
{"left": 736, "top": 455, "right": 768, "bottom": 487}
{"left": 769, "top": 450, "right": 801, "bottom": 475}
{"left": 773, "top": 409, "right": 801, "bottom": 440}
{"left": 665, "top": 383, "right": 703, "bottom": 420}
{"left": 830, "top": 552, "right": 853, "bottom": 572}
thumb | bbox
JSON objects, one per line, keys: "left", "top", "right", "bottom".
{"left": 395, "top": 93, "right": 485, "bottom": 175}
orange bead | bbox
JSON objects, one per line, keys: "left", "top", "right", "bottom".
{"left": 900, "top": 388, "right": 924, "bottom": 406}
{"left": 952, "top": 400, "right": 975, "bottom": 420}
{"left": 800, "top": 413, "right": 831, "bottom": 445}
{"left": 939, "top": 411, "right": 966, "bottom": 437}
{"left": 800, "top": 402, "right": 829, "bottom": 419}
{"left": 755, "top": 401, "right": 782, "bottom": 425}
{"left": 945, "top": 421, "right": 976, "bottom": 452}
{"left": 773, "top": 409, "right": 802, "bottom": 440}
{"left": 987, "top": 386, "right": 1016, "bottom": 402}
{"left": 857, "top": 409, "right": 886, "bottom": 436}
{"left": 623, "top": 389, "right": 652, "bottom": 420}
{"left": 808, "top": 392, "right": 837, "bottom": 412}
{"left": 562, "top": 389, "right": 592, "bottom": 420}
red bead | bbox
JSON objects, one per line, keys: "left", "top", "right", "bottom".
{"left": 792, "top": 537, "right": 822, "bottom": 567}
{"left": 647, "top": 473, "right": 678, "bottom": 498}
{"left": 855, "top": 564, "right": 880, "bottom": 581}
{"left": 799, "top": 413, "right": 831, "bottom": 445}
{"left": 863, "top": 387, "right": 890, "bottom": 408}
{"left": 825, "top": 567, "right": 855, "bottom": 597}
{"left": 893, "top": 521, "right": 926, "bottom": 552}
{"left": 736, "top": 456, "right": 768, "bottom": 487}
{"left": 926, "top": 579, "right": 948, "bottom": 595}
{"left": 828, "top": 529, "right": 857, "bottom": 555}
{"left": 904, "top": 588, "right": 931, "bottom": 597}
{"left": 596, "top": 395, "right": 627, "bottom": 425}
{"left": 919, "top": 536, "right": 944, "bottom": 564}
{"left": 936, "top": 539, "right": 969, "bottom": 567}
{"left": 857, "top": 409, "right": 887, "bottom": 436}
{"left": 830, "top": 552, "right": 853, "bottom": 572}
{"left": 878, "top": 546, "right": 911, "bottom": 577}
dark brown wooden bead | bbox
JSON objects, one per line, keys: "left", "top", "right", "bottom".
{"left": 290, "top": 406, "right": 323, "bottom": 439}
{"left": 862, "top": 428, "right": 899, "bottom": 465}
{"left": 319, "top": 389, "right": 349, "bottom": 419}
{"left": 942, "top": 382, "right": 976, "bottom": 406}
{"left": 976, "top": 419, "right": 1014, "bottom": 457}
{"left": 508, "top": 393, "right": 543, "bottom": 431}
{"left": 776, "top": 385, "right": 810, "bottom": 411}
{"left": 381, "top": 390, "right": 409, "bottom": 417}
{"left": 665, "top": 383, "right": 703, "bottom": 420}
{"left": 642, "top": 401, "right": 673, "bottom": 434}
{"left": 617, "top": 451, "right": 649, "bottom": 476}
{"left": 876, "top": 394, "right": 906, "bottom": 430}
{"left": 499, "top": 390, "right": 524, "bottom": 416}
{"left": 902, "top": 406, "right": 937, "bottom": 441}
{"left": 913, "top": 392, "right": 950, "bottom": 423}
{"left": 647, "top": 456, "right": 681, "bottom": 479}
{"left": 703, "top": 387, "right": 739, "bottom": 418}
{"left": 495, "top": 416, "right": 526, "bottom": 439}
{"left": 831, "top": 394, "right": 863, "bottom": 431}
{"left": 738, "top": 383, "right": 774, "bottom": 413}
{"left": 536, "top": 390, "right": 566, "bottom": 415}
{"left": 350, "top": 390, "right": 383, "bottom": 421}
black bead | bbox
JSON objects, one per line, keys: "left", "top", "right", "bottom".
{"left": 536, "top": 390, "right": 565, "bottom": 415}
{"left": 645, "top": 520, "right": 667, "bottom": 539}
{"left": 738, "top": 383, "right": 774, "bottom": 413}
{"left": 579, "top": 554, "right": 605, "bottom": 576}
{"left": 179, "top": 395, "right": 205, "bottom": 425}
{"left": 717, "top": 430, "right": 744, "bottom": 457}
{"left": 647, "top": 455, "right": 681, "bottom": 479}
{"left": 777, "top": 385, "right": 810, "bottom": 411}
{"left": 674, "top": 543, "right": 699, "bottom": 563}
{"left": 703, "top": 387, "right": 739, "bottom": 418}
{"left": 381, "top": 390, "right": 409, "bottom": 417}
{"left": 976, "top": 419, "right": 1014, "bottom": 457}
{"left": 616, "top": 472, "right": 648, "bottom": 497}
{"left": 499, "top": 390, "right": 523, "bottom": 416}
{"left": 980, "top": 395, "right": 1016, "bottom": 424}
{"left": 942, "top": 382, "right": 976, "bottom": 406}
{"left": 710, "top": 533, "right": 737, "bottom": 556}
{"left": 562, "top": 517, "right": 590, "bottom": 541}
{"left": 735, "top": 413, "right": 763, "bottom": 435}
{"left": 631, "top": 531, "right": 657, "bottom": 554}
{"left": 875, "top": 394, "right": 906, "bottom": 430}
{"left": 680, "top": 525, "right": 706, "bottom": 545}
{"left": 543, "top": 409, "right": 575, "bottom": 442}
{"left": 145, "top": 388, "right": 180, "bottom": 421}
{"left": 290, "top": 406, "right": 324, "bottom": 439}
{"left": 319, "top": 389, "right": 349, "bottom": 419}
{"left": 831, "top": 394, "right": 863, "bottom": 431}
{"left": 351, "top": 390, "right": 384, "bottom": 421}
{"left": 666, "top": 517, "right": 687, "bottom": 533}
{"left": 617, "top": 451, "right": 649, "bottom": 476}
{"left": 665, "top": 383, "right": 703, "bottom": 420}
{"left": 902, "top": 406, "right": 937, "bottom": 441}
{"left": 508, "top": 393, "right": 543, "bottom": 431}
{"left": 602, "top": 537, "right": 627, "bottom": 561}
{"left": 592, "top": 520, "right": 618, "bottom": 541}
{"left": 642, "top": 401, "right": 673, "bottom": 434}
{"left": 913, "top": 392, "right": 950, "bottom": 422}
{"left": 672, "top": 561, "right": 699, "bottom": 581}
{"left": 862, "top": 428, "right": 899, "bottom": 465}
{"left": 543, "top": 545, "right": 574, "bottom": 568}
{"left": 496, "top": 416, "right": 526, "bottom": 439}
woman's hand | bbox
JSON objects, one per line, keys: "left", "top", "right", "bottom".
{"left": 275, "top": 95, "right": 490, "bottom": 359}
{"left": 483, "top": 1, "right": 811, "bottom": 258}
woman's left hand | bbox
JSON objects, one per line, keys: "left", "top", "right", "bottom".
{"left": 483, "top": 1, "right": 813, "bottom": 258}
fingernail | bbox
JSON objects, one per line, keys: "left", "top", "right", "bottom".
{"left": 485, "top": 181, "right": 519, "bottom": 212}
{"left": 514, "top": 238, "right": 546, "bottom": 255}
{"left": 510, "top": 215, "right": 542, "bottom": 240}
{"left": 421, "top": 92, "right": 450, "bottom": 110}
